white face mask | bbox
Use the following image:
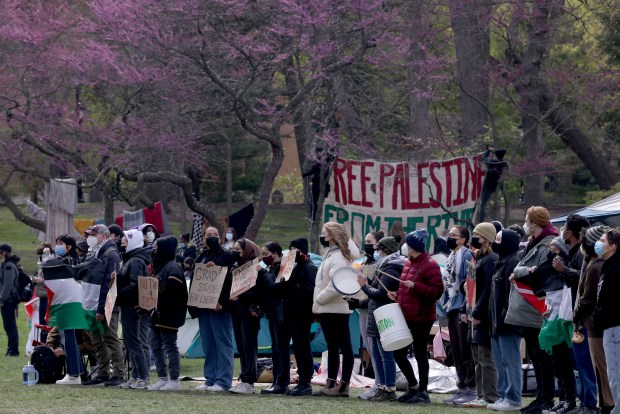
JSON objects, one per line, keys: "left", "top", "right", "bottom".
{"left": 146, "top": 232, "right": 155, "bottom": 243}
{"left": 87, "top": 236, "right": 99, "bottom": 248}
{"left": 523, "top": 222, "right": 531, "bottom": 236}
{"left": 225, "top": 233, "right": 234, "bottom": 241}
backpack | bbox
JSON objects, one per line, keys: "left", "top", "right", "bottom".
{"left": 31, "top": 345, "right": 65, "bottom": 384}
{"left": 15, "top": 265, "right": 34, "bottom": 302}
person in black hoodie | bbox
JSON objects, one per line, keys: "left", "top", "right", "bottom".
{"left": 142, "top": 236, "right": 187, "bottom": 391}
{"left": 487, "top": 229, "right": 524, "bottom": 411}
{"left": 116, "top": 229, "right": 151, "bottom": 389}
{"left": 191, "top": 227, "right": 236, "bottom": 393}
{"left": 0, "top": 244, "right": 20, "bottom": 356}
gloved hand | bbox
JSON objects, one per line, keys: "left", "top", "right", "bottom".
{"left": 346, "top": 297, "right": 360, "bottom": 310}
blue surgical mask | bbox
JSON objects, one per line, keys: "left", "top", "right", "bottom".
{"left": 594, "top": 241, "right": 605, "bottom": 257}
{"left": 373, "top": 251, "right": 381, "bottom": 262}
{"left": 55, "top": 245, "right": 66, "bottom": 257}
{"left": 178, "top": 243, "right": 185, "bottom": 249}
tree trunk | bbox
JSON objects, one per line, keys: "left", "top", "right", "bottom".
{"left": 0, "top": 185, "right": 46, "bottom": 232}
{"left": 104, "top": 193, "right": 115, "bottom": 226}
{"left": 407, "top": 0, "right": 431, "bottom": 139}
{"left": 449, "top": 0, "right": 491, "bottom": 145}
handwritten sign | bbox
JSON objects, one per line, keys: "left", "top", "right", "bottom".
{"left": 278, "top": 251, "right": 296, "bottom": 281}
{"left": 230, "top": 258, "right": 260, "bottom": 299}
{"left": 104, "top": 273, "right": 117, "bottom": 325}
{"left": 187, "top": 263, "right": 227, "bottom": 309}
{"left": 138, "top": 276, "right": 159, "bottom": 310}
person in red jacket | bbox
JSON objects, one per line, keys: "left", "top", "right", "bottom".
{"left": 388, "top": 229, "right": 444, "bottom": 404}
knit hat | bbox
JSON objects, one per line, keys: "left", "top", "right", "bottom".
{"left": 491, "top": 221, "right": 504, "bottom": 233}
{"left": 124, "top": 229, "right": 144, "bottom": 252}
{"left": 0, "top": 244, "right": 12, "bottom": 253}
{"left": 377, "top": 237, "right": 399, "bottom": 255}
{"left": 550, "top": 236, "right": 569, "bottom": 256}
{"left": 474, "top": 222, "right": 497, "bottom": 243}
{"left": 405, "top": 229, "right": 429, "bottom": 253}
{"left": 289, "top": 237, "right": 309, "bottom": 255}
{"left": 585, "top": 225, "right": 609, "bottom": 247}
{"left": 527, "top": 206, "right": 551, "bottom": 227}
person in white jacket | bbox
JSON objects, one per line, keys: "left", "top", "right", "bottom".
{"left": 313, "top": 222, "right": 359, "bottom": 397}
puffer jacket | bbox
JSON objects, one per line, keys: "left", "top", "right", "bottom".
{"left": 396, "top": 252, "right": 444, "bottom": 322}
{"left": 313, "top": 246, "right": 353, "bottom": 315}
{"left": 361, "top": 253, "right": 405, "bottom": 337}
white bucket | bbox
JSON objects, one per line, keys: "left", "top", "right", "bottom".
{"left": 374, "top": 303, "right": 413, "bottom": 351}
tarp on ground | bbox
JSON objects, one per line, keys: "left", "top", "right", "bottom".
{"left": 551, "top": 192, "right": 620, "bottom": 228}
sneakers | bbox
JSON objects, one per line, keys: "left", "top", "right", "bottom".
{"left": 542, "top": 400, "right": 577, "bottom": 414}
{"left": 444, "top": 389, "right": 466, "bottom": 404}
{"left": 522, "top": 399, "right": 554, "bottom": 413}
{"left": 462, "top": 397, "right": 490, "bottom": 408}
{"left": 260, "top": 385, "right": 288, "bottom": 395}
{"left": 121, "top": 378, "right": 138, "bottom": 389}
{"left": 358, "top": 386, "right": 381, "bottom": 400}
{"left": 489, "top": 400, "right": 522, "bottom": 411}
{"left": 229, "top": 382, "right": 255, "bottom": 394}
{"left": 453, "top": 390, "right": 477, "bottom": 405}
{"left": 369, "top": 388, "right": 397, "bottom": 402}
{"left": 402, "top": 390, "right": 431, "bottom": 404}
{"left": 196, "top": 383, "right": 210, "bottom": 391}
{"left": 206, "top": 384, "right": 227, "bottom": 392}
{"left": 130, "top": 379, "right": 149, "bottom": 390}
{"left": 397, "top": 387, "right": 419, "bottom": 403}
{"left": 160, "top": 380, "right": 180, "bottom": 391}
{"left": 82, "top": 377, "right": 107, "bottom": 386}
{"left": 56, "top": 374, "right": 81, "bottom": 385}
{"left": 104, "top": 376, "right": 125, "bottom": 387}
{"left": 147, "top": 378, "right": 169, "bottom": 391}
{"left": 287, "top": 383, "right": 313, "bottom": 396}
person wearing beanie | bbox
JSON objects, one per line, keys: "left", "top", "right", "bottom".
{"left": 116, "top": 229, "right": 152, "bottom": 389}
{"left": 277, "top": 237, "right": 317, "bottom": 396}
{"left": 509, "top": 207, "right": 559, "bottom": 413}
{"left": 465, "top": 223, "right": 499, "bottom": 408}
{"left": 574, "top": 225, "right": 613, "bottom": 414}
{"left": 488, "top": 230, "right": 524, "bottom": 411}
{"left": 491, "top": 221, "right": 503, "bottom": 234}
{"left": 357, "top": 237, "right": 406, "bottom": 402}
{"left": 390, "top": 229, "right": 443, "bottom": 404}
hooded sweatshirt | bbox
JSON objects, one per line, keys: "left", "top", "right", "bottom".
{"left": 116, "top": 246, "right": 152, "bottom": 307}
{"left": 0, "top": 255, "right": 20, "bottom": 305}
{"left": 152, "top": 236, "right": 187, "bottom": 331}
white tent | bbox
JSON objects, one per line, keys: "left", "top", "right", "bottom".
{"left": 551, "top": 192, "right": 620, "bottom": 228}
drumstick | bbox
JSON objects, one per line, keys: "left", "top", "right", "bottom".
{"left": 373, "top": 268, "right": 404, "bottom": 284}
{"left": 357, "top": 269, "right": 397, "bottom": 302}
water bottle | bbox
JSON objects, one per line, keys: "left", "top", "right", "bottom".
{"left": 22, "top": 361, "right": 39, "bottom": 386}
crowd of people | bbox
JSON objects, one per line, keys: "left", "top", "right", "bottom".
{"left": 0, "top": 208, "right": 619, "bottom": 414}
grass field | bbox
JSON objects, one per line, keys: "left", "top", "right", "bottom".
{"left": 0, "top": 204, "right": 525, "bottom": 413}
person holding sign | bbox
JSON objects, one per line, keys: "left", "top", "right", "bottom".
{"left": 191, "top": 227, "right": 236, "bottom": 393}
{"left": 312, "top": 222, "right": 360, "bottom": 397}
{"left": 116, "top": 229, "right": 152, "bottom": 390}
{"left": 229, "top": 238, "right": 270, "bottom": 395}
{"left": 140, "top": 236, "right": 188, "bottom": 391}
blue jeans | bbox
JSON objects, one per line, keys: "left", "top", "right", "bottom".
{"left": 150, "top": 327, "right": 179, "bottom": 380}
{"left": 369, "top": 335, "right": 396, "bottom": 388}
{"left": 121, "top": 306, "right": 149, "bottom": 381}
{"left": 571, "top": 328, "right": 597, "bottom": 409}
{"left": 198, "top": 309, "right": 234, "bottom": 389}
{"left": 62, "top": 329, "right": 83, "bottom": 377}
{"left": 603, "top": 326, "right": 620, "bottom": 414}
{"left": 491, "top": 334, "right": 522, "bottom": 406}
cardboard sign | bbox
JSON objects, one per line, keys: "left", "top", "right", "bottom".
{"left": 104, "top": 273, "right": 117, "bottom": 324}
{"left": 187, "top": 263, "right": 227, "bottom": 309}
{"left": 230, "top": 258, "right": 260, "bottom": 299}
{"left": 138, "top": 276, "right": 159, "bottom": 310}
{"left": 278, "top": 251, "right": 296, "bottom": 281}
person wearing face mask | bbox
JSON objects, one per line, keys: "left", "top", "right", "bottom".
{"left": 192, "top": 227, "right": 236, "bottom": 393}
{"left": 389, "top": 220, "right": 406, "bottom": 249}
{"left": 313, "top": 222, "right": 360, "bottom": 397}
{"left": 508, "top": 206, "right": 558, "bottom": 414}
{"left": 593, "top": 228, "right": 620, "bottom": 413}
{"left": 388, "top": 229, "right": 444, "bottom": 404}
{"left": 140, "top": 224, "right": 160, "bottom": 247}
{"left": 223, "top": 227, "right": 237, "bottom": 252}
{"left": 463, "top": 223, "right": 499, "bottom": 409}
{"left": 115, "top": 230, "right": 152, "bottom": 390}
{"left": 574, "top": 226, "right": 613, "bottom": 414}
{"left": 259, "top": 242, "right": 288, "bottom": 395}
{"left": 487, "top": 230, "right": 524, "bottom": 412}
{"left": 443, "top": 225, "right": 476, "bottom": 405}
{"left": 33, "top": 242, "right": 54, "bottom": 342}
{"left": 175, "top": 233, "right": 196, "bottom": 264}
{"left": 357, "top": 237, "right": 404, "bottom": 402}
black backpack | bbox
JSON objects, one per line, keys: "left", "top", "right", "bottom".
{"left": 31, "top": 345, "right": 65, "bottom": 384}
{"left": 12, "top": 264, "right": 34, "bottom": 302}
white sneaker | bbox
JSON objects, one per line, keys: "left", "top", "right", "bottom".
{"left": 130, "top": 379, "right": 149, "bottom": 390}
{"left": 488, "top": 399, "right": 505, "bottom": 410}
{"left": 120, "top": 378, "right": 137, "bottom": 389}
{"left": 147, "top": 378, "right": 169, "bottom": 391}
{"left": 196, "top": 383, "right": 210, "bottom": 391}
{"left": 206, "top": 384, "right": 227, "bottom": 392}
{"left": 229, "top": 382, "right": 255, "bottom": 394}
{"left": 490, "top": 400, "right": 521, "bottom": 411}
{"left": 160, "top": 380, "right": 180, "bottom": 391}
{"left": 56, "top": 374, "right": 81, "bottom": 385}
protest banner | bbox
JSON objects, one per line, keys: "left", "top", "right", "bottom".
{"left": 187, "top": 264, "right": 227, "bottom": 309}
{"left": 138, "top": 276, "right": 158, "bottom": 309}
{"left": 323, "top": 155, "right": 485, "bottom": 249}
{"left": 104, "top": 273, "right": 117, "bottom": 325}
{"left": 230, "top": 258, "right": 260, "bottom": 299}
{"left": 278, "top": 251, "right": 296, "bottom": 281}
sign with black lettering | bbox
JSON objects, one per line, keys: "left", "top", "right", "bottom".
{"left": 138, "top": 276, "right": 158, "bottom": 310}
{"left": 187, "top": 264, "right": 227, "bottom": 309}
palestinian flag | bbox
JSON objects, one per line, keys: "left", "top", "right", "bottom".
{"left": 538, "top": 287, "right": 574, "bottom": 354}
{"left": 514, "top": 280, "right": 546, "bottom": 314}
{"left": 73, "top": 256, "right": 107, "bottom": 334}
{"left": 42, "top": 259, "right": 88, "bottom": 330}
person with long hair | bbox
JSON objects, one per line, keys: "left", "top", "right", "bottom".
{"left": 313, "top": 221, "right": 360, "bottom": 397}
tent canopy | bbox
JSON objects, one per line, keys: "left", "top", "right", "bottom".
{"left": 551, "top": 192, "right": 620, "bottom": 228}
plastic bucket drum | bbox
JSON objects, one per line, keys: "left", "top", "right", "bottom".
{"left": 374, "top": 303, "right": 413, "bottom": 351}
